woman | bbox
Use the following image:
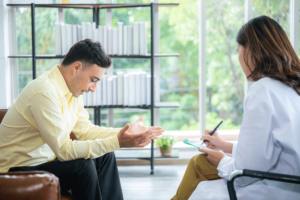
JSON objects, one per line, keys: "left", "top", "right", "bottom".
{"left": 172, "top": 15, "right": 300, "bottom": 200}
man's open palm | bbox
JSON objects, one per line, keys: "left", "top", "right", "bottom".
{"left": 117, "top": 116, "right": 164, "bottom": 148}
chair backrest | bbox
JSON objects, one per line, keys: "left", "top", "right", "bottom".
{"left": 0, "top": 109, "right": 8, "bottom": 124}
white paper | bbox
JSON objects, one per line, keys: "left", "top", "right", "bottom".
{"left": 55, "top": 22, "right": 62, "bottom": 55}
{"left": 113, "top": 28, "right": 118, "bottom": 55}
{"left": 123, "top": 74, "right": 129, "bottom": 106}
{"left": 127, "top": 26, "right": 133, "bottom": 55}
{"left": 133, "top": 22, "right": 139, "bottom": 55}
{"left": 183, "top": 138, "right": 213, "bottom": 150}
{"left": 118, "top": 22, "right": 123, "bottom": 55}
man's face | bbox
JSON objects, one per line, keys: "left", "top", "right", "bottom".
{"left": 68, "top": 63, "right": 106, "bottom": 98}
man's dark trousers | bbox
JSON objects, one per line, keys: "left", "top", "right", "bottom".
{"left": 9, "top": 152, "right": 124, "bottom": 200}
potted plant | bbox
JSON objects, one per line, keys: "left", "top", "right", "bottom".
{"left": 154, "top": 135, "right": 178, "bottom": 157}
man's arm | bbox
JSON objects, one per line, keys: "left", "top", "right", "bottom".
{"left": 28, "top": 92, "right": 120, "bottom": 161}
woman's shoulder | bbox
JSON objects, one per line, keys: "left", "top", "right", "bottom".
{"left": 248, "top": 77, "right": 289, "bottom": 97}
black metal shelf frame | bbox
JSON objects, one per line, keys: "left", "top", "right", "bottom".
{"left": 7, "top": 2, "right": 179, "bottom": 175}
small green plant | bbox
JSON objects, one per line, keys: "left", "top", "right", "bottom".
{"left": 154, "top": 135, "right": 178, "bottom": 151}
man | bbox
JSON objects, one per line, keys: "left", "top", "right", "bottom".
{"left": 0, "top": 39, "right": 163, "bottom": 200}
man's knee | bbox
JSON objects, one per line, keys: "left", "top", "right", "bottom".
{"left": 73, "top": 159, "right": 97, "bottom": 177}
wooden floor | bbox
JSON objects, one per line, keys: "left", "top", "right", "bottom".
{"left": 119, "top": 164, "right": 188, "bottom": 200}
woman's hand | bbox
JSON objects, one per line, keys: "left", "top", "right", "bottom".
{"left": 198, "top": 148, "right": 226, "bottom": 167}
{"left": 201, "top": 130, "right": 233, "bottom": 154}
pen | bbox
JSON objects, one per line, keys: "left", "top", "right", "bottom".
{"left": 201, "top": 121, "right": 223, "bottom": 145}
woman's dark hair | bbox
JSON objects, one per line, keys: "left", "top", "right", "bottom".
{"left": 61, "top": 39, "right": 111, "bottom": 69}
{"left": 236, "top": 15, "right": 300, "bottom": 95}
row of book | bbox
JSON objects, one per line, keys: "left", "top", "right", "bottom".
{"left": 83, "top": 71, "right": 153, "bottom": 107}
{"left": 55, "top": 21, "right": 148, "bottom": 56}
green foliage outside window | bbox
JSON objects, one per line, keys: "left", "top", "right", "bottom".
{"left": 13, "top": 0, "right": 295, "bottom": 131}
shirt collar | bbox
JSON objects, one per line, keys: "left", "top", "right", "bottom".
{"left": 51, "top": 65, "right": 72, "bottom": 98}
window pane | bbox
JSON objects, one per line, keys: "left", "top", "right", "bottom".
{"left": 206, "top": 0, "right": 245, "bottom": 130}
{"left": 253, "top": 0, "right": 290, "bottom": 38}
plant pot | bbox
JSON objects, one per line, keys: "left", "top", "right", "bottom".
{"left": 159, "top": 146, "right": 172, "bottom": 157}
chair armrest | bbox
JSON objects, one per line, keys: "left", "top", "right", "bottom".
{"left": 227, "top": 169, "right": 300, "bottom": 200}
{"left": 0, "top": 171, "right": 61, "bottom": 200}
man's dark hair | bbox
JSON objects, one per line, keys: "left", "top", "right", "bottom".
{"left": 61, "top": 39, "right": 111, "bottom": 68}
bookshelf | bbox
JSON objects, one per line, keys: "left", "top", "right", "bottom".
{"left": 7, "top": 2, "right": 179, "bottom": 175}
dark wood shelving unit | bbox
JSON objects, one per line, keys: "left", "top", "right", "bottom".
{"left": 7, "top": 2, "right": 179, "bottom": 175}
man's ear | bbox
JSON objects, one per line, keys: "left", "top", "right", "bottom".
{"left": 72, "top": 61, "right": 83, "bottom": 76}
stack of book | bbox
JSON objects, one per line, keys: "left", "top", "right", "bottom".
{"left": 83, "top": 71, "right": 152, "bottom": 107}
{"left": 55, "top": 21, "right": 148, "bottom": 56}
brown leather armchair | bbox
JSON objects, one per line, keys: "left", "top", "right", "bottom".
{"left": 0, "top": 109, "right": 73, "bottom": 200}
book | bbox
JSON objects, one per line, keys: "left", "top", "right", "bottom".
{"left": 102, "top": 26, "right": 108, "bottom": 53}
{"left": 96, "top": 79, "right": 102, "bottom": 106}
{"left": 107, "top": 28, "right": 113, "bottom": 55}
{"left": 107, "top": 78, "right": 113, "bottom": 105}
{"left": 98, "top": 26, "right": 103, "bottom": 46}
{"left": 146, "top": 75, "right": 151, "bottom": 106}
{"left": 133, "top": 22, "right": 139, "bottom": 55}
{"left": 123, "top": 74, "right": 129, "bottom": 106}
{"left": 135, "top": 72, "right": 141, "bottom": 106}
{"left": 66, "top": 24, "right": 72, "bottom": 50}
{"left": 82, "top": 22, "right": 87, "bottom": 40}
{"left": 113, "top": 75, "right": 117, "bottom": 105}
{"left": 123, "top": 26, "right": 128, "bottom": 55}
{"left": 128, "top": 72, "right": 136, "bottom": 106}
{"left": 88, "top": 91, "right": 93, "bottom": 106}
{"left": 77, "top": 25, "right": 82, "bottom": 41}
{"left": 117, "top": 72, "right": 124, "bottom": 106}
{"left": 93, "top": 27, "right": 98, "bottom": 42}
{"left": 55, "top": 22, "right": 62, "bottom": 55}
{"left": 61, "top": 23, "right": 68, "bottom": 55}
{"left": 139, "top": 22, "right": 147, "bottom": 55}
{"left": 102, "top": 75, "right": 107, "bottom": 106}
{"left": 127, "top": 26, "right": 133, "bottom": 55}
{"left": 72, "top": 25, "right": 77, "bottom": 46}
{"left": 113, "top": 28, "right": 118, "bottom": 55}
{"left": 87, "top": 22, "right": 93, "bottom": 39}
{"left": 118, "top": 22, "right": 123, "bottom": 55}
{"left": 140, "top": 71, "right": 147, "bottom": 105}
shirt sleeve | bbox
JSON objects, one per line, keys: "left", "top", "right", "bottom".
{"left": 28, "top": 92, "right": 120, "bottom": 162}
{"left": 72, "top": 97, "right": 121, "bottom": 153}
{"left": 216, "top": 94, "right": 281, "bottom": 186}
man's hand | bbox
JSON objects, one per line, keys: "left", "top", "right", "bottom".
{"left": 118, "top": 116, "right": 164, "bottom": 148}
{"left": 198, "top": 148, "right": 226, "bottom": 167}
{"left": 201, "top": 129, "right": 233, "bottom": 154}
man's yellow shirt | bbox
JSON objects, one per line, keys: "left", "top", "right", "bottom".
{"left": 0, "top": 65, "right": 120, "bottom": 172}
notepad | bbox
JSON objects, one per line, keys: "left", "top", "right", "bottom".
{"left": 183, "top": 138, "right": 213, "bottom": 150}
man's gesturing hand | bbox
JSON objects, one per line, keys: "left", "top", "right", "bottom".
{"left": 117, "top": 116, "right": 164, "bottom": 148}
